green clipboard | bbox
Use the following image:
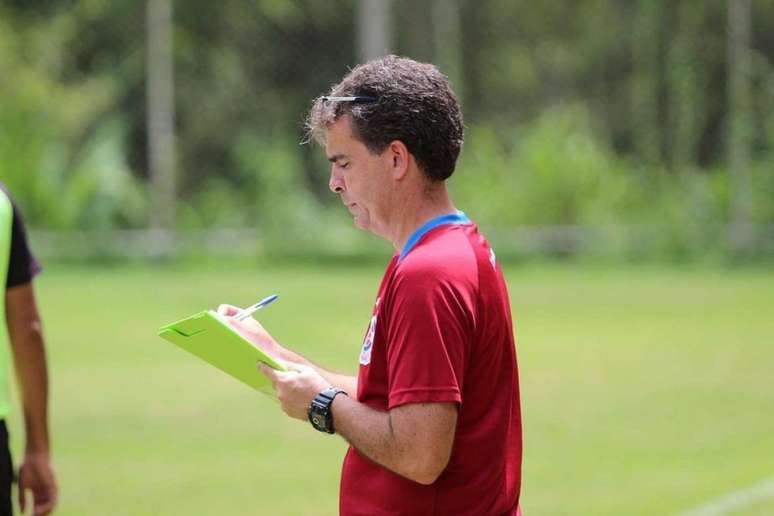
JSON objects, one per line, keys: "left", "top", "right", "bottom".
{"left": 158, "top": 310, "right": 288, "bottom": 395}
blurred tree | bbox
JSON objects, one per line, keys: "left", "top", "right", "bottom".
{"left": 0, "top": 0, "right": 773, "bottom": 260}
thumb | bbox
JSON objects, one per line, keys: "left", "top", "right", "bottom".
{"left": 257, "top": 362, "right": 298, "bottom": 381}
{"left": 257, "top": 362, "right": 278, "bottom": 379}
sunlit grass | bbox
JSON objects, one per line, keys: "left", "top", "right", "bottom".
{"left": 7, "top": 262, "right": 772, "bottom": 515}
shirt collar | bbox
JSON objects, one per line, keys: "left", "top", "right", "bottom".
{"left": 398, "top": 211, "right": 471, "bottom": 262}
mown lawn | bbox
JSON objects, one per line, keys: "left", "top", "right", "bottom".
{"left": 8, "top": 262, "right": 772, "bottom": 515}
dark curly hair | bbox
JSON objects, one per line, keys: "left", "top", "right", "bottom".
{"left": 306, "top": 55, "right": 464, "bottom": 182}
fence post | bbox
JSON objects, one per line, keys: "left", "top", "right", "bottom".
{"left": 432, "top": 0, "right": 464, "bottom": 102}
{"left": 358, "top": 0, "right": 392, "bottom": 62}
{"left": 147, "top": 0, "right": 176, "bottom": 252}
{"left": 727, "top": 0, "right": 753, "bottom": 253}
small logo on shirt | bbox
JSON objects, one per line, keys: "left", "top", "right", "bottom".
{"left": 360, "top": 314, "right": 377, "bottom": 365}
{"left": 489, "top": 248, "right": 497, "bottom": 270}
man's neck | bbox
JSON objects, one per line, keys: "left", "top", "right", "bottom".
{"left": 390, "top": 186, "right": 457, "bottom": 254}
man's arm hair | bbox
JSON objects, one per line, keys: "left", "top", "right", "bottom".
{"left": 331, "top": 397, "right": 457, "bottom": 485}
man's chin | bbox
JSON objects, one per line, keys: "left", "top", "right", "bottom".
{"left": 352, "top": 215, "right": 370, "bottom": 231}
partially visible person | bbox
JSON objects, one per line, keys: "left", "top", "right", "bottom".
{"left": 221, "top": 56, "right": 522, "bottom": 515}
{"left": 0, "top": 183, "right": 57, "bottom": 516}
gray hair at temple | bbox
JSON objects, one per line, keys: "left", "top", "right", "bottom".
{"left": 306, "top": 55, "right": 464, "bottom": 182}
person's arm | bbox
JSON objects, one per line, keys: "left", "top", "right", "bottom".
{"left": 220, "top": 303, "right": 459, "bottom": 483}
{"left": 218, "top": 304, "right": 357, "bottom": 394}
{"left": 330, "top": 396, "right": 457, "bottom": 484}
{"left": 6, "top": 282, "right": 57, "bottom": 515}
{"left": 311, "top": 368, "right": 357, "bottom": 396}
{"left": 258, "top": 363, "right": 457, "bottom": 485}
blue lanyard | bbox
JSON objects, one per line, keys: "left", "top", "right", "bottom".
{"left": 398, "top": 211, "right": 471, "bottom": 262}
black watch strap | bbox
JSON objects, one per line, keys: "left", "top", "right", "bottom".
{"left": 308, "top": 387, "right": 347, "bottom": 434}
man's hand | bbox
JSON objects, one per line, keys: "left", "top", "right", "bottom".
{"left": 217, "top": 303, "right": 356, "bottom": 394}
{"left": 258, "top": 362, "right": 330, "bottom": 420}
{"left": 18, "top": 453, "right": 57, "bottom": 516}
{"left": 217, "top": 304, "right": 292, "bottom": 362}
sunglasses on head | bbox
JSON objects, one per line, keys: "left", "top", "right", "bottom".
{"left": 320, "top": 96, "right": 378, "bottom": 104}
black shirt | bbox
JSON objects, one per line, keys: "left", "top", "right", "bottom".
{"left": 0, "top": 183, "right": 41, "bottom": 289}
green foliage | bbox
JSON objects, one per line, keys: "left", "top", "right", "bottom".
{"left": 752, "top": 153, "right": 774, "bottom": 224}
{"left": 0, "top": 8, "right": 147, "bottom": 230}
{"left": 626, "top": 169, "right": 728, "bottom": 261}
{"left": 454, "top": 104, "right": 633, "bottom": 227}
{"left": 1, "top": 1, "right": 773, "bottom": 261}
{"left": 452, "top": 104, "right": 773, "bottom": 260}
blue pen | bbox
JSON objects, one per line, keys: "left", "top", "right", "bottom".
{"left": 235, "top": 294, "right": 279, "bottom": 321}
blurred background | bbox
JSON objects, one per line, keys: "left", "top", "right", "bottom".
{"left": 2, "top": 0, "right": 773, "bottom": 261}
{"left": 1, "top": 1, "right": 773, "bottom": 515}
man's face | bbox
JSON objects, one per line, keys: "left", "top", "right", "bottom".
{"left": 325, "top": 116, "right": 392, "bottom": 236}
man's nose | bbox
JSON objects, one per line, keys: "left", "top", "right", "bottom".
{"left": 329, "top": 167, "right": 345, "bottom": 194}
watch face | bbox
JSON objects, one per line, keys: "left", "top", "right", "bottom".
{"left": 309, "top": 389, "right": 342, "bottom": 434}
{"left": 309, "top": 404, "right": 329, "bottom": 432}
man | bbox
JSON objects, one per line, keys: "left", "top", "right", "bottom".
{"left": 0, "top": 184, "right": 57, "bottom": 516}
{"left": 222, "top": 55, "right": 521, "bottom": 515}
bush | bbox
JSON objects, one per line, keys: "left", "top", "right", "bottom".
{"left": 452, "top": 104, "right": 635, "bottom": 228}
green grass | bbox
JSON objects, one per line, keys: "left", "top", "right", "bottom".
{"left": 7, "top": 262, "right": 774, "bottom": 515}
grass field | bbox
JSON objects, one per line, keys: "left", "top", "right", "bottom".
{"left": 7, "top": 261, "right": 774, "bottom": 515}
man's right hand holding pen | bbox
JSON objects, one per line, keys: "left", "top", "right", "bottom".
{"left": 217, "top": 300, "right": 300, "bottom": 366}
{"left": 217, "top": 299, "right": 358, "bottom": 406}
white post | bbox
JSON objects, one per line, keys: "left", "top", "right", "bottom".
{"left": 727, "top": 0, "right": 753, "bottom": 253}
{"left": 358, "top": 0, "right": 392, "bottom": 62}
{"left": 147, "top": 0, "right": 176, "bottom": 241}
{"left": 432, "top": 0, "right": 463, "bottom": 101}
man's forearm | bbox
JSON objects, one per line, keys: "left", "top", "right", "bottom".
{"left": 329, "top": 396, "right": 454, "bottom": 485}
{"left": 9, "top": 322, "right": 50, "bottom": 455}
{"left": 6, "top": 285, "right": 51, "bottom": 455}
{"left": 260, "top": 356, "right": 457, "bottom": 485}
{"left": 330, "top": 395, "right": 416, "bottom": 480}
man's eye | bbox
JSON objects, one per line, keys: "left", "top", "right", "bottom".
{"left": 340, "top": 162, "right": 350, "bottom": 169}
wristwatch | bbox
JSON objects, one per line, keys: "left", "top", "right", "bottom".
{"left": 308, "top": 387, "right": 347, "bottom": 434}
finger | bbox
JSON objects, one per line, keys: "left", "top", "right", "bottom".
{"left": 259, "top": 364, "right": 299, "bottom": 390}
{"left": 283, "top": 362, "right": 308, "bottom": 373}
{"left": 257, "top": 362, "right": 279, "bottom": 381}
{"left": 216, "top": 304, "right": 241, "bottom": 316}
{"left": 34, "top": 500, "right": 56, "bottom": 516}
{"left": 33, "top": 492, "right": 57, "bottom": 516}
{"left": 34, "top": 498, "right": 56, "bottom": 516}
{"left": 17, "top": 472, "right": 26, "bottom": 513}
{"left": 33, "top": 482, "right": 57, "bottom": 503}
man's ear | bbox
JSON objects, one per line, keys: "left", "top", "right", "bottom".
{"left": 385, "top": 140, "right": 410, "bottom": 180}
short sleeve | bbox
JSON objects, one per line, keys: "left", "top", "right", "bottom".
{"left": 385, "top": 268, "right": 476, "bottom": 409}
{"left": 6, "top": 198, "right": 41, "bottom": 289}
